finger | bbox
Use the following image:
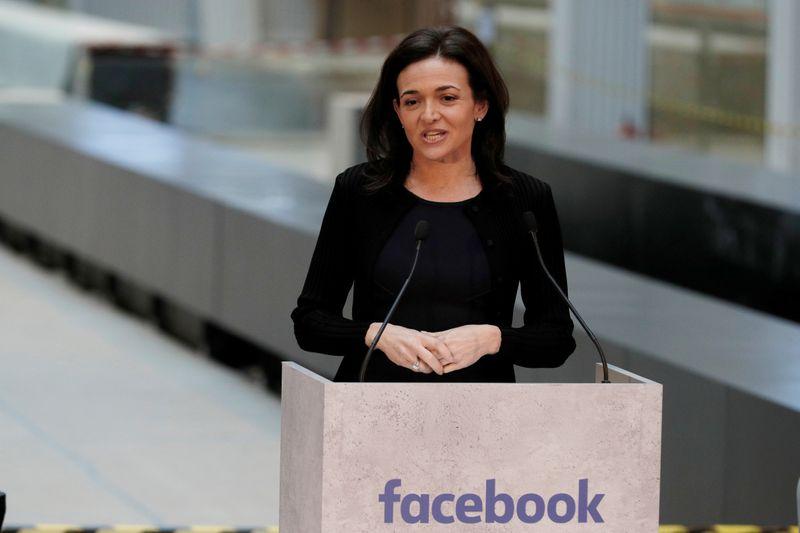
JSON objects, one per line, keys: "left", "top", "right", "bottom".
{"left": 409, "top": 359, "right": 432, "bottom": 373}
{"left": 434, "top": 339, "right": 455, "bottom": 364}
{"left": 399, "top": 348, "right": 419, "bottom": 369}
{"left": 443, "top": 360, "right": 466, "bottom": 374}
{"left": 428, "top": 341, "right": 455, "bottom": 365}
{"left": 420, "top": 333, "right": 455, "bottom": 364}
{"left": 416, "top": 346, "right": 444, "bottom": 375}
{"left": 401, "top": 343, "right": 426, "bottom": 372}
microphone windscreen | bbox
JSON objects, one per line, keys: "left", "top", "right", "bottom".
{"left": 414, "top": 220, "right": 430, "bottom": 241}
{"left": 522, "top": 211, "right": 538, "bottom": 233}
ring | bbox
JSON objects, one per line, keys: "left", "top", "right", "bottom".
{"left": 411, "top": 360, "right": 420, "bottom": 371}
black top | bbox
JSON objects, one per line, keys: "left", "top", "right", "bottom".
{"left": 367, "top": 191, "right": 514, "bottom": 382}
{"left": 290, "top": 161, "right": 576, "bottom": 382}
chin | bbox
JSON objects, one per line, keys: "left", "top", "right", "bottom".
{"left": 415, "top": 143, "right": 452, "bottom": 159}
{"left": 419, "top": 151, "right": 453, "bottom": 163}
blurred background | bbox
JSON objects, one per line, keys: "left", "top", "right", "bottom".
{"left": 0, "top": 0, "right": 798, "bottom": 530}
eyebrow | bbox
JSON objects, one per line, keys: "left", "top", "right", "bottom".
{"left": 399, "top": 85, "right": 461, "bottom": 97}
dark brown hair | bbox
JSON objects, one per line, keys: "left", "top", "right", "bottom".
{"left": 359, "top": 25, "right": 511, "bottom": 192}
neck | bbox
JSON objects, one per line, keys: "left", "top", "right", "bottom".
{"left": 408, "top": 156, "right": 478, "bottom": 190}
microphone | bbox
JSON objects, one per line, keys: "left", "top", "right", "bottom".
{"left": 522, "top": 211, "right": 611, "bottom": 383}
{"left": 359, "top": 220, "right": 431, "bottom": 382}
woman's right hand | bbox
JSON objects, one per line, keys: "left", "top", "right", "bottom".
{"left": 365, "top": 323, "right": 454, "bottom": 375}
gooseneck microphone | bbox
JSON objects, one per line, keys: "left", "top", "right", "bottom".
{"left": 522, "top": 211, "right": 611, "bottom": 383}
{"left": 359, "top": 220, "right": 431, "bottom": 382}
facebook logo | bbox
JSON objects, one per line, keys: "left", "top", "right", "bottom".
{"left": 378, "top": 478, "right": 605, "bottom": 524}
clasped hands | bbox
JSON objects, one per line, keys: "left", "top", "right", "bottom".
{"left": 365, "top": 322, "right": 502, "bottom": 375}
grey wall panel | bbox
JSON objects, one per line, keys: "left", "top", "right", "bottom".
{"left": 216, "top": 204, "right": 342, "bottom": 378}
{"left": 513, "top": 329, "right": 628, "bottom": 385}
{"left": 78, "top": 166, "right": 217, "bottom": 315}
{"left": 626, "top": 353, "right": 727, "bottom": 523}
{"left": 0, "top": 127, "right": 96, "bottom": 257}
{"left": 80, "top": 166, "right": 156, "bottom": 279}
{"left": 0, "top": 120, "right": 218, "bottom": 315}
{"left": 506, "top": 116, "right": 800, "bottom": 325}
{"left": 723, "top": 390, "right": 800, "bottom": 524}
{"left": 50, "top": 150, "right": 100, "bottom": 251}
{"left": 164, "top": 192, "right": 219, "bottom": 315}
{"left": 0, "top": 125, "right": 57, "bottom": 236}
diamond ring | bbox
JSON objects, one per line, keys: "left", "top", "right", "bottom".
{"left": 411, "top": 360, "right": 420, "bottom": 371}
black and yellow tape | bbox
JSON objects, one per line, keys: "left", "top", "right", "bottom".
{"left": 2, "top": 525, "right": 796, "bottom": 533}
{"left": 2, "top": 527, "right": 279, "bottom": 533}
{"left": 659, "top": 526, "right": 799, "bottom": 533}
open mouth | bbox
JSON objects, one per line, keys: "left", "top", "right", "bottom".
{"left": 421, "top": 131, "right": 447, "bottom": 144}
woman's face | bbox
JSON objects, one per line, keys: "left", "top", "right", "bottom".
{"left": 393, "top": 56, "right": 488, "bottom": 166}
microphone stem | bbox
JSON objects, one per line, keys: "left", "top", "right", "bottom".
{"left": 359, "top": 239, "right": 423, "bottom": 382}
{"left": 530, "top": 232, "right": 610, "bottom": 383}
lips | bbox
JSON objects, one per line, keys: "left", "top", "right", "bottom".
{"left": 421, "top": 130, "right": 447, "bottom": 144}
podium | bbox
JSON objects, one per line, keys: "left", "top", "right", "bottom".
{"left": 279, "top": 362, "right": 662, "bottom": 532}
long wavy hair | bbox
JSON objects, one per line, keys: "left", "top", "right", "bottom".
{"left": 359, "top": 25, "right": 511, "bottom": 193}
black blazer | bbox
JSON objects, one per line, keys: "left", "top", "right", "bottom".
{"left": 290, "top": 161, "right": 576, "bottom": 381}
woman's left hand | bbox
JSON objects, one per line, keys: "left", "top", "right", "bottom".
{"left": 421, "top": 324, "right": 501, "bottom": 374}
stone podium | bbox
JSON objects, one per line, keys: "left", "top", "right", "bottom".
{"left": 279, "top": 362, "right": 662, "bottom": 532}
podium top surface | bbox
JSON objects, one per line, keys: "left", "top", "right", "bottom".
{"left": 283, "top": 361, "right": 658, "bottom": 387}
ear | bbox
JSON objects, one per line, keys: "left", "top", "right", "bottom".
{"left": 475, "top": 98, "right": 489, "bottom": 120}
{"left": 392, "top": 98, "right": 400, "bottom": 119}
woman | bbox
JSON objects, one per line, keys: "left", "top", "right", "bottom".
{"left": 290, "top": 25, "right": 575, "bottom": 382}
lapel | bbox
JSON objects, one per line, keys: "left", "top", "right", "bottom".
{"left": 462, "top": 180, "right": 510, "bottom": 308}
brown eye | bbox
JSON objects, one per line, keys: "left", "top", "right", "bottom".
{"left": 403, "top": 99, "right": 417, "bottom": 107}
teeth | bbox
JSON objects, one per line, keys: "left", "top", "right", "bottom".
{"left": 425, "top": 132, "right": 444, "bottom": 140}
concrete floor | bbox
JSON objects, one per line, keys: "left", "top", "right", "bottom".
{"left": 0, "top": 246, "right": 281, "bottom": 527}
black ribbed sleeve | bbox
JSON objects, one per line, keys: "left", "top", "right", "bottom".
{"left": 290, "top": 173, "right": 373, "bottom": 356}
{"left": 496, "top": 178, "right": 576, "bottom": 368}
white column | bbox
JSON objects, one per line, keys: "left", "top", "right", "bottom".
{"left": 195, "top": 0, "right": 262, "bottom": 49}
{"left": 765, "top": 0, "right": 800, "bottom": 174}
{"left": 548, "top": 0, "right": 649, "bottom": 138}
{"left": 196, "top": 0, "right": 318, "bottom": 48}
{"left": 327, "top": 92, "right": 369, "bottom": 178}
{"left": 259, "top": 0, "right": 319, "bottom": 42}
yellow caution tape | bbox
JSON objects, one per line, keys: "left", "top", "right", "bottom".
{"left": 711, "top": 526, "right": 763, "bottom": 533}
{"left": 192, "top": 527, "right": 233, "bottom": 531}
{"left": 20, "top": 527, "right": 82, "bottom": 533}
{"left": 6, "top": 525, "right": 793, "bottom": 533}
{"left": 3, "top": 524, "right": 278, "bottom": 533}
{"left": 495, "top": 48, "right": 800, "bottom": 139}
{"left": 95, "top": 526, "right": 159, "bottom": 533}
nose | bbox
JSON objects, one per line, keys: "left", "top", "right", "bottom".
{"left": 421, "top": 100, "right": 440, "bottom": 122}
